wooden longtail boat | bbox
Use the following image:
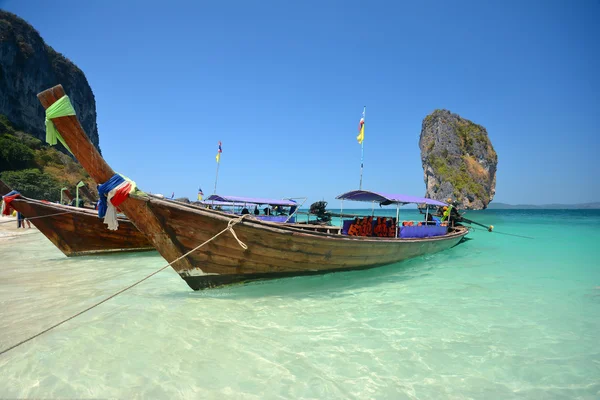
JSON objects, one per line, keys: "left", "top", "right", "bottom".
{"left": 1, "top": 180, "right": 153, "bottom": 256}
{"left": 38, "top": 85, "right": 468, "bottom": 290}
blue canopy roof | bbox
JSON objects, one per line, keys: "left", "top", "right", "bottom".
{"left": 335, "top": 190, "right": 447, "bottom": 206}
{"left": 206, "top": 195, "right": 297, "bottom": 207}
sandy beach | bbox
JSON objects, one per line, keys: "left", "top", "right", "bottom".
{"left": 0, "top": 215, "right": 38, "bottom": 239}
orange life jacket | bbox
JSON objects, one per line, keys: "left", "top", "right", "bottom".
{"left": 348, "top": 219, "right": 360, "bottom": 236}
{"left": 358, "top": 217, "right": 367, "bottom": 236}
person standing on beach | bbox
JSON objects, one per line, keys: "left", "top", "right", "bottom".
{"left": 17, "top": 212, "right": 31, "bottom": 229}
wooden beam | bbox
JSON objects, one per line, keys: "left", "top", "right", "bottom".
{"left": 37, "top": 85, "right": 195, "bottom": 272}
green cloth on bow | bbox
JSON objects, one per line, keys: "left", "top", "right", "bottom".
{"left": 45, "top": 95, "right": 76, "bottom": 154}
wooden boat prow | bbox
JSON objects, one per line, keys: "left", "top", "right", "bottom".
{"left": 1, "top": 179, "right": 153, "bottom": 256}
{"left": 38, "top": 84, "right": 469, "bottom": 290}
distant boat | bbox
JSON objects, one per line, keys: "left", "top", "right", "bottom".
{"left": 1, "top": 180, "right": 153, "bottom": 257}
{"left": 38, "top": 84, "right": 468, "bottom": 290}
{"left": 200, "top": 194, "right": 302, "bottom": 223}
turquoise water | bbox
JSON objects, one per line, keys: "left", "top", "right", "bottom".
{"left": 0, "top": 210, "right": 599, "bottom": 399}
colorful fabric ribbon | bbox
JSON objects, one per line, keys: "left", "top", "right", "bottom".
{"left": 1, "top": 190, "right": 21, "bottom": 216}
{"left": 45, "top": 95, "right": 76, "bottom": 154}
{"left": 97, "top": 174, "right": 137, "bottom": 230}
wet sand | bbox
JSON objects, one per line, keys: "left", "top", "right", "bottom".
{"left": 0, "top": 215, "right": 39, "bottom": 239}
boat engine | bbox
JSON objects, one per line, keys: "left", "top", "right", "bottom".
{"left": 309, "top": 201, "right": 332, "bottom": 224}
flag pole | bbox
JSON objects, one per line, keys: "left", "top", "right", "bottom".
{"left": 359, "top": 106, "right": 365, "bottom": 190}
{"left": 214, "top": 161, "right": 220, "bottom": 195}
{"left": 214, "top": 141, "right": 222, "bottom": 195}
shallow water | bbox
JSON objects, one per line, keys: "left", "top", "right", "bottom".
{"left": 0, "top": 210, "right": 599, "bottom": 399}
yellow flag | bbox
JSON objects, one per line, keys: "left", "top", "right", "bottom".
{"left": 357, "top": 116, "right": 365, "bottom": 144}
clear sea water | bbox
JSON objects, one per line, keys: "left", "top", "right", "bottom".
{"left": 0, "top": 209, "right": 599, "bottom": 399}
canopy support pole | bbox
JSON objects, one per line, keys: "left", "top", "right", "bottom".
{"left": 284, "top": 197, "right": 306, "bottom": 223}
{"left": 395, "top": 203, "right": 400, "bottom": 238}
{"left": 340, "top": 200, "right": 344, "bottom": 227}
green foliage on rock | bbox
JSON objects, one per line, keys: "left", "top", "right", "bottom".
{"left": 0, "top": 114, "right": 95, "bottom": 201}
{"left": 428, "top": 153, "right": 487, "bottom": 202}
{"left": 0, "top": 134, "right": 35, "bottom": 171}
{"left": 1, "top": 168, "right": 62, "bottom": 201}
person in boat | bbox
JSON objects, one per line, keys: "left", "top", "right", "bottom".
{"left": 70, "top": 198, "right": 84, "bottom": 208}
{"left": 424, "top": 211, "right": 436, "bottom": 225}
{"left": 388, "top": 218, "right": 397, "bottom": 237}
{"left": 253, "top": 206, "right": 260, "bottom": 216}
{"left": 241, "top": 207, "right": 250, "bottom": 215}
{"left": 263, "top": 207, "right": 271, "bottom": 216}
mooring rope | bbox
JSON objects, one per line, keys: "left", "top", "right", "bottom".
{"left": 0, "top": 211, "right": 74, "bottom": 225}
{"left": 0, "top": 214, "right": 249, "bottom": 356}
{"left": 469, "top": 225, "right": 534, "bottom": 239}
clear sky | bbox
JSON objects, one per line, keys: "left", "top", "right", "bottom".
{"left": 2, "top": 0, "right": 599, "bottom": 206}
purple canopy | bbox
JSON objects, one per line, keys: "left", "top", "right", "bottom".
{"left": 196, "top": 200, "right": 236, "bottom": 207}
{"left": 335, "top": 190, "right": 447, "bottom": 207}
{"left": 206, "top": 194, "right": 297, "bottom": 207}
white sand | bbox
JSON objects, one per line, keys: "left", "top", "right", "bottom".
{"left": 0, "top": 215, "right": 38, "bottom": 239}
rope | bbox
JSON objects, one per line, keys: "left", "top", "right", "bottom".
{"left": 0, "top": 214, "right": 249, "bottom": 356}
{"left": 0, "top": 211, "right": 73, "bottom": 225}
{"left": 469, "top": 225, "right": 534, "bottom": 239}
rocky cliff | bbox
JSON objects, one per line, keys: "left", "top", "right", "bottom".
{"left": 0, "top": 10, "right": 99, "bottom": 151}
{"left": 419, "top": 109, "right": 497, "bottom": 210}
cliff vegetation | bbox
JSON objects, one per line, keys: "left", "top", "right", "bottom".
{"left": 0, "top": 115, "right": 95, "bottom": 201}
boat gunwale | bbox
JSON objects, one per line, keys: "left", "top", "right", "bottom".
{"left": 139, "top": 193, "right": 470, "bottom": 243}
{"left": 10, "top": 196, "right": 133, "bottom": 221}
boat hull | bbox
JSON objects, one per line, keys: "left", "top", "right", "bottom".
{"left": 142, "top": 196, "right": 468, "bottom": 289}
{"left": 9, "top": 197, "right": 153, "bottom": 256}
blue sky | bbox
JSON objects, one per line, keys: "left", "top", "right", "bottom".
{"left": 2, "top": 0, "right": 599, "bottom": 206}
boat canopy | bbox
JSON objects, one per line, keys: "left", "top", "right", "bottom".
{"left": 335, "top": 190, "right": 447, "bottom": 207}
{"left": 206, "top": 195, "right": 297, "bottom": 207}
{"left": 196, "top": 200, "right": 236, "bottom": 207}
